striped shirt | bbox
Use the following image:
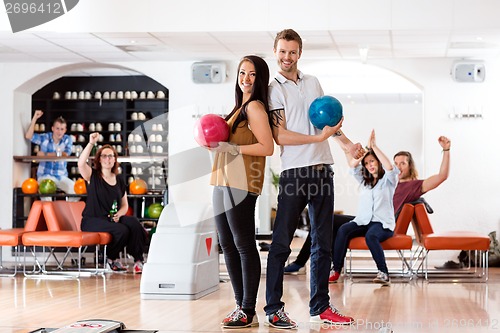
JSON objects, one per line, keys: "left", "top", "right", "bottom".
{"left": 31, "top": 132, "right": 73, "bottom": 180}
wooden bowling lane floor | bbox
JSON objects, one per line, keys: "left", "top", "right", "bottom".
{"left": 0, "top": 267, "right": 499, "bottom": 333}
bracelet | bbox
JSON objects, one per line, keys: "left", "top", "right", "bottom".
{"left": 443, "top": 148, "right": 450, "bottom": 151}
{"left": 229, "top": 144, "right": 240, "bottom": 156}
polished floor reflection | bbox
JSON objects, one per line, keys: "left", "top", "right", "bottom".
{"left": 0, "top": 259, "right": 498, "bottom": 333}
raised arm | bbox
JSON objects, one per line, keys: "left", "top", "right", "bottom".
{"left": 369, "top": 129, "right": 393, "bottom": 171}
{"left": 78, "top": 132, "right": 99, "bottom": 182}
{"left": 421, "top": 136, "right": 450, "bottom": 193}
{"left": 334, "top": 130, "right": 366, "bottom": 167}
{"left": 341, "top": 145, "right": 362, "bottom": 168}
{"left": 25, "top": 110, "right": 43, "bottom": 140}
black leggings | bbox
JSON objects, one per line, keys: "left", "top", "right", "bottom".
{"left": 213, "top": 186, "right": 260, "bottom": 312}
{"left": 293, "top": 213, "right": 355, "bottom": 267}
{"left": 81, "top": 215, "right": 147, "bottom": 261}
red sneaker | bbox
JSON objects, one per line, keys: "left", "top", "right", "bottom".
{"left": 221, "top": 305, "right": 241, "bottom": 325}
{"left": 311, "top": 305, "right": 354, "bottom": 325}
{"left": 329, "top": 270, "right": 340, "bottom": 283}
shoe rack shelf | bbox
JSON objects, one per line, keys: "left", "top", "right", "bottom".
{"left": 14, "top": 75, "right": 169, "bottom": 228}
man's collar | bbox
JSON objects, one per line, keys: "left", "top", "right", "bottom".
{"left": 275, "top": 70, "right": 303, "bottom": 83}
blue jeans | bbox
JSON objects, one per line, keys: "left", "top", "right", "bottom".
{"left": 213, "top": 187, "right": 260, "bottom": 311}
{"left": 293, "top": 213, "right": 355, "bottom": 267}
{"left": 333, "top": 221, "right": 394, "bottom": 274}
{"left": 265, "top": 165, "right": 334, "bottom": 316}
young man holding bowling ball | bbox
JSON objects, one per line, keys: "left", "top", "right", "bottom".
{"left": 264, "top": 28, "right": 365, "bottom": 329}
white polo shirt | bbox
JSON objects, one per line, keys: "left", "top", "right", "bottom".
{"left": 269, "top": 71, "right": 334, "bottom": 171}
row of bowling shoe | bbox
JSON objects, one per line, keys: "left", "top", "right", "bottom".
{"left": 128, "top": 133, "right": 163, "bottom": 143}
{"left": 54, "top": 90, "right": 166, "bottom": 100}
{"left": 70, "top": 122, "right": 122, "bottom": 132}
{"left": 129, "top": 145, "right": 164, "bottom": 154}
{"left": 33, "top": 124, "right": 46, "bottom": 131}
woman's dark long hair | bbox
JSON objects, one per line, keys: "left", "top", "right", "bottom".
{"left": 361, "top": 149, "right": 385, "bottom": 188}
{"left": 225, "top": 55, "right": 271, "bottom": 133}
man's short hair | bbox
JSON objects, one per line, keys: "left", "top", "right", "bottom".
{"left": 53, "top": 116, "right": 66, "bottom": 126}
{"left": 274, "top": 29, "right": 302, "bottom": 52}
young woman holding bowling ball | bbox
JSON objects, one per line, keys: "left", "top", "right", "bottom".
{"left": 207, "top": 55, "right": 274, "bottom": 328}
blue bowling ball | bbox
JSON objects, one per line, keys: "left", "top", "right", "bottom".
{"left": 308, "top": 95, "right": 343, "bottom": 129}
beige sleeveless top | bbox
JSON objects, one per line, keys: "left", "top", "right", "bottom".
{"left": 210, "top": 108, "right": 266, "bottom": 194}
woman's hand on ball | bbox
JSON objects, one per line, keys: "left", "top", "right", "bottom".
{"left": 210, "top": 142, "right": 239, "bottom": 155}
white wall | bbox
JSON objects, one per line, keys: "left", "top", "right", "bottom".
{"left": 265, "top": 100, "right": 423, "bottom": 216}
{"left": 380, "top": 58, "right": 500, "bottom": 238}
{"left": 329, "top": 103, "right": 422, "bottom": 215}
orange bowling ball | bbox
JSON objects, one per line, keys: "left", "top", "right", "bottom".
{"left": 21, "top": 178, "right": 39, "bottom": 194}
{"left": 74, "top": 178, "right": 87, "bottom": 195}
{"left": 129, "top": 178, "right": 148, "bottom": 195}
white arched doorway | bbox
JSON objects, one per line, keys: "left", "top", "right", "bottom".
{"left": 10, "top": 64, "right": 169, "bottom": 260}
{"left": 12, "top": 63, "right": 166, "bottom": 181}
{"left": 312, "top": 60, "right": 422, "bottom": 214}
{"left": 266, "top": 60, "right": 423, "bottom": 216}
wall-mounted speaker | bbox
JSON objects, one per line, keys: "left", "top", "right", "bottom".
{"left": 192, "top": 62, "right": 226, "bottom": 84}
{"left": 451, "top": 61, "right": 485, "bottom": 82}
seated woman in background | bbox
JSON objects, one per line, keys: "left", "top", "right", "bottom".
{"left": 393, "top": 135, "right": 451, "bottom": 215}
{"left": 78, "top": 133, "right": 147, "bottom": 273}
{"left": 330, "top": 129, "right": 399, "bottom": 286}
{"left": 284, "top": 136, "right": 451, "bottom": 279}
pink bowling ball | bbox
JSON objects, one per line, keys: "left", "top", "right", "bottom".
{"left": 193, "top": 114, "right": 229, "bottom": 148}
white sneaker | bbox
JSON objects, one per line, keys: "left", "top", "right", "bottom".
{"left": 373, "top": 271, "right": 390, "bottom": 286}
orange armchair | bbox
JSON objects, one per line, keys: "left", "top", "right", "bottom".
{"left": 413, "top": 203, "right": 490, "bottom": 281}
{"left": 0, "top": 201, "right": 45, "bottom": 277}
{"left": 22, "top": 201, "right": 110, "bottom": 277}
{"left": 346, "top": 203, "right": 415, "bottom": 280}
